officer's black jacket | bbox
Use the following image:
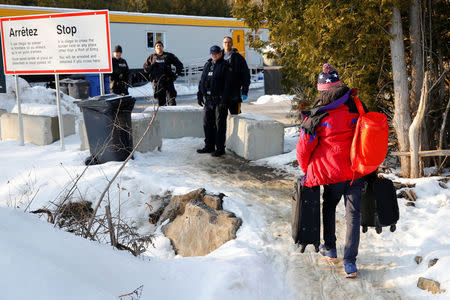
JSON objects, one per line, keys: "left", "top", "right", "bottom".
{"left": 143, "top": 52, "right": 183, "bottom": 82}
{"left": 223, "top": 48, "right": 250, "bottom": 102}
{"left": 110, "top": 57, "right": 129, "bottom": 95}
{"left": 197, "top": 57, "right": 232, "bottom": 103}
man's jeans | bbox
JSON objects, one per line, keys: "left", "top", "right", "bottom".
{"left": 322, "top": 178, "right": 364, "bottom": 263}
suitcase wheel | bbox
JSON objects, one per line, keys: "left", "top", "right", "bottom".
{"left": 362, "top": 226, "right": 368, "bottom": 233}
{"left": 314, "top": 243, "right": 320, "bottom": 253}
{"left": 300, "top": 244, "right": 306, "bottom": 253}
{"left": 390, "top": 224, "right": 396, "bottom": 232}
{"left": 376, "top": 226, "right": 382, "bottom": 234}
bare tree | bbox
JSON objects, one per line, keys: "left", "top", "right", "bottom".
{"left": 390, "top": 6, "right": 412, "bottom": 177}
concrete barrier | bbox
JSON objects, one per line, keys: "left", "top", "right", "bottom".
{"left": 1, "top": 113, "right": 75, "bottom": 145}
{"left": 79, "top": 113, "right": 162, "bottom": 153}
{"left": 144, "top": 106, "right": 204, "bottom": 138}
{"left": 226, "top": 114, "right": 284, "bottom": 160}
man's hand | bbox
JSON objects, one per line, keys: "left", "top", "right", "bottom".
{"left": 197, "top": 92, "right": 204, "bottom": 106}
{"left": 242, "top": 94, "right": 248, "bottom": 102}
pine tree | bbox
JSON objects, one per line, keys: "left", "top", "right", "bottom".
{"left": 233, "top": 0, "right": 392, "bottom": 108}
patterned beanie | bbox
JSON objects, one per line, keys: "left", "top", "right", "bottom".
{"left": 317, "top": 63, "right": 342, "bottom": 91}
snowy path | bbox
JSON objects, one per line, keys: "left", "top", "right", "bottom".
{"left": 139, "top": 138, "right": 403, "bottom": 299}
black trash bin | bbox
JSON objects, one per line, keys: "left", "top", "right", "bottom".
{"left": 68, "top": 79, "right": 91, "bottom": 99}
{"left": 59, "top": 78, "right": 72, "bottom": 96}
{"left": 76, "top": 94, "right": 136, "bottom": 165}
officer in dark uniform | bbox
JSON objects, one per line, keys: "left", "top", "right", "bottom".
{"left": 196, "top": 45, "right": 231, "bottom": 157}
{"left": 110, "top": 45, "right": 129, "bottom": 95}
{"left": 143, "top": 41, "right": 183, "bottom": 106}
{"left": 222, "top": 36, "right": 250, "bottom": 114}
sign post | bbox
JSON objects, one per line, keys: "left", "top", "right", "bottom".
{"left": 0, "top": 10, "right": 112, "bottom": 149}
{"left": 14, "top": 75, "right": 24, "bottom": 145}
{"left": 54, "top": 74, "right": 64, "bottom": 150}
{"left": 0, "top": 37, "right": 5, "bottom": 93}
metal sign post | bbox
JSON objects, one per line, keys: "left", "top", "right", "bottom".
{"left": 100, "top": 73, "right": 105, "bottom": 95}
{"left": 54, "top": 74, "right": 65, "bottom": 150}
{"left": 0, "top": 38, "right": 6, "bottom": 94}
{"left": 14, "top": 75, "right": 24, "bottom": 146}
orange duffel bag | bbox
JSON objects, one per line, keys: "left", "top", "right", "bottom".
{"left": 350, "top": 94, "right": 389, "bottom": 175}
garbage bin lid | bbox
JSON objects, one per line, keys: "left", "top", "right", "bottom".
{"left": 60, "top": 78, "right": 75, "bottom": 83}
{"left": 70, "top": 79, "right": 90, "bottom": 84}
{"left": 89, "top": 94, "right": 132, "bottom": 102}
{"left": 75, "top": 94, "right": 135, "bottom": 112}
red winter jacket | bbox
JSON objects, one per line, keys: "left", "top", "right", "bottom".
{"left": 296, "top": 88, "right": 365, "bottom": 187}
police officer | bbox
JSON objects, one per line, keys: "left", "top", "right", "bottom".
{"left": 143, "top": 41, "right": 183, "bottom": 106}
{"left": 196, "top": 45, "right": 231, "bottom": 157}
{"left": 110, "top": 45, "right": 129, "bottom": 95}
{"left": 222, "top": 36, "right": 250, "bottom": 114}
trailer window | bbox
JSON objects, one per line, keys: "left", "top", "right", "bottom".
{"left": 147, "top": 32, "right": 165, "bottom": 48}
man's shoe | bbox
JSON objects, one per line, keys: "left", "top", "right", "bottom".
{"left": 344, "top": 261, "right": 357, "bottom": 278}
{"left": 319, "top": 245, "right": 337, "bottom": 262}
{"left": 197, "top": 147, "right": 214, "bottom": 154}
{"left": 211, "top": 149, "right": 225, "bottom": 157}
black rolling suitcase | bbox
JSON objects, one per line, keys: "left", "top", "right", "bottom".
{"left": 292, "top": 178, "right": 321, "bottom": 252}
{"left": 361, "top": 174, "right": 399, "bottom": 234}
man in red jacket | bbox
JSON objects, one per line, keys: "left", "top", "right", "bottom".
{"left": 296, "top": 64, "right": 366, "bottom": 278}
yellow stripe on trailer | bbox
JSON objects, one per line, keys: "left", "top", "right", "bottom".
{"left": 0, "top": 7, "right": 247, "bottom": 28}
{"left": 109, "top": 14, "right": 246, "bottom": 28}
{"left": 0, "top": 8, "right": 60, "bottom": 17}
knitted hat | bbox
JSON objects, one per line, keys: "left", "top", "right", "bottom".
{"left": 317, "top": 63, "right": 342, "bottom": 91}
{"left": 113, "top": 45, "right": 122, "bottom": 53}
{"left": 210, "top": 45, "right": 221, "bottom": 54}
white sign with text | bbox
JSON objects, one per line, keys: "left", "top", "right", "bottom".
{"left": 1, "top": 11, "right": 111, "bottom": 74}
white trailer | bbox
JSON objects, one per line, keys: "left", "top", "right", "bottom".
{"left": 0, "top": 4, "right": 268, "bottom": 80}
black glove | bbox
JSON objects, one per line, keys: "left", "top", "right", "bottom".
{"left": 197, "top": 92, "right": 204, "bottom": 106}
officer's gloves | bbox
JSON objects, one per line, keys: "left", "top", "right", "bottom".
{"left": 197, "top": 92, "right": 204, "bottom": 107}
{"left": 242, "top": 94, "right": 248, "bottom": 101}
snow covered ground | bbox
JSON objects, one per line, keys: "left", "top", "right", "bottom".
{"left": 0, "top": 76, "right": 449, "bottom": 299}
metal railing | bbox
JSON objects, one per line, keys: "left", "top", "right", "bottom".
{"left": 178, "top": 63, "right": 263, "bottom": 85}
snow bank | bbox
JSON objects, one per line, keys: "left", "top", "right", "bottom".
{"left": 128, "top": 82, "right": 198, "bottom": 98}
{"left": 371, "top": 175, "right": 450, "bottom": 299}
{"left": 11, "top": 103, "right": 70, "bottom": 116}
{"left": 255, "top": 94, "right": 294, "bottom": 105}
{"left": 0, "top": 75, "right": 79, "bottom": 116}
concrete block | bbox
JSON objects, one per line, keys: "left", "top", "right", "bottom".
{"left": 131, "top": 114, "right": 162, "bottom": 152}
{"left": 1, "top": 113, "right": 75, "bottom": 146}
{"left": 78, "top": 114, "right": 162, "bottom": 153}
{"left": 78, "top": 119, "right": 89, "bottom": 151}
{"left": 226, "top": 114, "right": 284, "bottom": 160}
{"left": 145, "top": 106, "right": 204, "bottom": 139}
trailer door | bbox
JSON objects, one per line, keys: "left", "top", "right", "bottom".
{"left": 232, "top": 30, "right": 245, "bottom": 57}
